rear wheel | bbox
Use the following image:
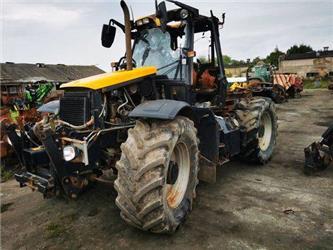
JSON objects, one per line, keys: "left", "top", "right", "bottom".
{"left": 114, "top": 116, "right": 199, "bottom": 233}
{"left": 271, "top": 84, "right": 286, "bottom": 103}
{"left": 235, "top": 97, "right": 278, "bottom": 163}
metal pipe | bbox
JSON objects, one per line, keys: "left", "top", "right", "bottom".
{"left": 56, "top": 117, "right": 94, "bottom": 130}
{"left": 120, "top": 0, "right": 133, "bottom": 70}
{"left": 117, "top": 92, "right": 129, "bottom": 114}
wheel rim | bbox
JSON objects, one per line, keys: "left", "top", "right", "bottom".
{"left": 166, "top": 142, "right": 190, "bottom": 208}
{"left": 258, "top": 112, "right": 273, "bottom": 152}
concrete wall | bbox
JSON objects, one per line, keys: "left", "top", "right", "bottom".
{"left": 279, "top": 57, "right": 333, "bottom": 78}
{"left": 225, "top": 66, "right": 248, "bottom": 77}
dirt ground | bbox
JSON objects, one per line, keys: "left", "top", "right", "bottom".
{"left": 1, "top": 89, "right": 333, "bottom": 250}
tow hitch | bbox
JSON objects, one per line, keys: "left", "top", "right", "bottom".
{"left": 15, "top": 171, "right": 55, "bottom": 198}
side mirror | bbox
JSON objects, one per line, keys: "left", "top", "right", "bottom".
{"left": 101, "top": 24, "right": 116, "bottom": 48}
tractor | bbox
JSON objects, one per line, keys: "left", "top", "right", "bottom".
{"left": 230, "top": 62, "right": 303, "bottom": 103}
{"left": 10, "top": 0, "right": 277, "bottom": 233}
{"left": 0, "top": 81, "right": 55, "bottom": 166}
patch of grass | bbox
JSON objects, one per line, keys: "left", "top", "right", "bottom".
{"left": 1, "top": 202, "right": 14, "bottom": 213}
{"left": 45, "top": 223, "right": 67, "bottom": 239}
{"left": 303, "top": 79, "right": 330, "bottom": 89}
{"left": 0, "top": 165, "right": 13, "bottom": 182}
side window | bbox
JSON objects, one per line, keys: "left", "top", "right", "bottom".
{"left": 306, "top": 72, "right": 319, "bottom": 78}
{"left": 193, "top": 32, "right": 211, "bottom": 64}
{"left": 193, "top": 31, "right": 219, "bottom": 89}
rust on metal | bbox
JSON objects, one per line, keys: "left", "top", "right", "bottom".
{"left": 167, "top": 185, "right": 180, "bottom": 208}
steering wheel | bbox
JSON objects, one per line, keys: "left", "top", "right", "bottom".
{"left": 116, "top": 56, "right": 137, "bottom": 70}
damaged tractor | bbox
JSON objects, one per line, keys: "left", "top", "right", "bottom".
{"left": 10, "top": 0, "right": 277, "bottom": 233}
{"left": 230, "top": 62, "right": 303, "bottom": 103}
{"left": 0, "top": 82, "right": 55, "bottom": 165}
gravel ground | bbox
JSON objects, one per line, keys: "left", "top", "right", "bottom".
{"left": 1, "top": 89, "right": 333, "bottom": 250}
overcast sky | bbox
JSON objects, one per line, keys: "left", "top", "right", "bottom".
{"left": 1, "top": 0, "right": 332, "bottom": 71}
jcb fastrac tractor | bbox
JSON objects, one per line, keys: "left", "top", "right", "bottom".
{"left": 10, "top": 0, "right": 277, "bottom": 233}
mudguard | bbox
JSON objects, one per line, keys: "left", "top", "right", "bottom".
{"left": 129, "top": 99, "right": 191, "bottom": 120}
{"left": 37, "top": 100, "right": 60, "bottom": 114}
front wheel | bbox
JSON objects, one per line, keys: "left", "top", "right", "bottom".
{"left": 114, "top": 116, "right": 199, "bottom": 233}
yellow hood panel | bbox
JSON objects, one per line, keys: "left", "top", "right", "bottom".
{"left": 61, "top": 66, "right": 157, "bottom": 90}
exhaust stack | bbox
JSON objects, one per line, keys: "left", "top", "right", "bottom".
{"left": 120, "top": 0, "right": 133, "bottom": 70}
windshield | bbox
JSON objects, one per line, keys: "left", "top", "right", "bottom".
{"left": 133, "top": 27, "right": 187, "bottom": 80}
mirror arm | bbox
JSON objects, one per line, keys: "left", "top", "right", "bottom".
{"left": 109, "top": 19, "right": 125, "bottom": 33}
{"left": 219, "top": 13, "right": 226, "bottom": 26}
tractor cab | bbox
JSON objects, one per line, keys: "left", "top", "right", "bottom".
{"left": 102, "top": 0, "right": 228, "bottom": 106}
{"left": 247, "top": 62, "right": 274, "bottom": 83}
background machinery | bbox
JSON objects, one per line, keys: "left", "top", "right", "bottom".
{"left": 0, "top": 82, "right": 55, "bottom": 165}
{"left": 10, "top": 0, "right": 278, "bottom": 233}
{"left": 304, "top": 124, "right": 333, "bottom": 174}
{"left": 230, "top": 62, "right": 303, "bottom": 103}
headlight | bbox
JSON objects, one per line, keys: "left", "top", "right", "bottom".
{"left": 63, "top": 145, "right": 76, "bottom": 161}
{"left": 136, "top": 20, "right": 143, "bottom": 26}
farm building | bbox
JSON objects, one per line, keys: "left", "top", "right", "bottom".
{"left": 225, "top": 65, "right": 248, "bottom": 77}
{"left": 0, "top": 62, "right": 104, "bottom": 105}
{"left": 279, "top": 49, "right": 333, "bottom": 78}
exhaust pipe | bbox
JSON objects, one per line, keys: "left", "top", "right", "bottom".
{"left": 120, "top": 0, "right": 133, "bottom": 70}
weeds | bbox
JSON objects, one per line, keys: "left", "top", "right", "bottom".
{"left": 45, "top": 223, "right": 67, "bottom": 239}
{"left": 303, "top": 79, "right": 330, "bottom": 89}
{"left": 1, "top": 202, "right": 13, "bottom": 213}
{"left": 0, "top": 164, "right": 13, "bottom": 182}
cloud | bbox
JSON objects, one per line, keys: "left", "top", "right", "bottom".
{"left": 1, "top": 0, "right": 332, "bottom": 71}
{"left": 2, "top": 3, "right": 84, "bottom": 27}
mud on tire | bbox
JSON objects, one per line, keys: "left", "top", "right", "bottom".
{"left": 114, "top": 116, "right": 199, "bottom": 233}
{"left": 234, "top": 97, "right": 278, "bottom": 164}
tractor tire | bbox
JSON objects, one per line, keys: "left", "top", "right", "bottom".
{"left": 271, "top": 84, "right": 286, "bottom": 104}
{"left": 114, "top": 116, "right": 199, "bottom": 233}
{"left": 234, "top": 97, "right": 277, "bottom": 164}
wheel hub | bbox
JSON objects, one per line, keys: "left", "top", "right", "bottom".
{"left": 258, "top": 112, "right": 273, "bottom": 151}
{"left": 166, "top": 142, "right": 190, "bottom": 208}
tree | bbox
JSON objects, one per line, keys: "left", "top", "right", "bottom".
{"left": 223, "top": 55, "right": 232, "bottom": 66}
{"left": 266, "top": 47, "right": 285, "bottom": 67}
{"left": 251, "top": 56, "right": 262, "bottom": 66}
{"left": 286, "top": 44, "right": 313, "bottom": 56}
{"left": 197, "top": 56, "right": 208, "bottom": 64}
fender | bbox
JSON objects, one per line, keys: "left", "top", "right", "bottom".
{"left": 130, "top": 100, "right": 218, "bottom": 183}
{"left": 37, "top": 100, "right": 60, "bottom": 114}
{"left": 129, "top": 99, "right": 191, "bottom": 120}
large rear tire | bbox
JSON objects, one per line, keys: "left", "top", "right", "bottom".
{"left": 114, "top": 116, "right": 199, "bottom": 233}
{"left": 271, "top": 84, "right": 287, "bottom": 103}
{"left": 235, "top": 97, "right": 278, "bottom": 164}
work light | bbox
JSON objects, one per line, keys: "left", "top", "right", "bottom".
{"left": 63, "top": 145, "right": 76, "bottom": 161}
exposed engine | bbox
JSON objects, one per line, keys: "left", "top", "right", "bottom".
{"left": 12, "top": 85, "right": 141, "bottom": 198}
